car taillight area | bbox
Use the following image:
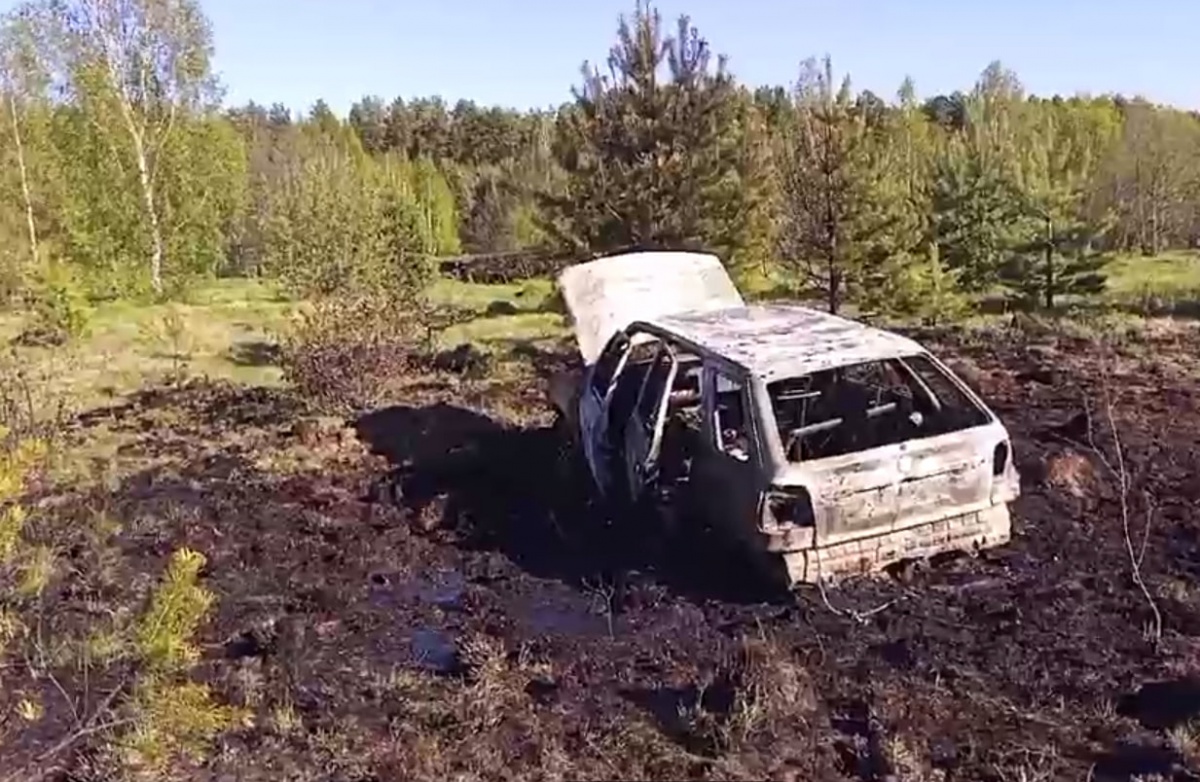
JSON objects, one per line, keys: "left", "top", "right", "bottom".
{"left": 762, "top": 486, "right": 815, "bottom": 528}
{"left": 992, "top": 440, "right": 1010, "bottom": 476}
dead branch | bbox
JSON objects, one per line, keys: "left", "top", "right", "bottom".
{"left": 1074, "top": 355, "right": 1163, "bottom": 647}
{"left": 46, "top": 669, "right": 79, "bottom": 728}
{"left": 0, "top": 673, "right": 132, "bottom": 782}
{"left": 812, "top": 554, "right": 903, "bottom": 625}
{"left": 1, "top": 717, "right": 136, "bottom": 782}
{"left": 582, "top": 576, "right": 617, "bottom": 638}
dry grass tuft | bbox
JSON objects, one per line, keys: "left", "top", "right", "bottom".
{"left": 1041, "top": 448, "right": 1099, "bottom": 499}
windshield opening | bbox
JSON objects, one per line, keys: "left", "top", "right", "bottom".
{"left": 768, "top": 353, "right": 991, "bottom": 463}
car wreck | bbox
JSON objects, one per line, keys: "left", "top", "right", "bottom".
{"left": 548, "top": 250, "right": 1020, "bottom": 589}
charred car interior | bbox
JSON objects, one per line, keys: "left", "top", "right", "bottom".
{"left": 769, "top": 355, "right": 993, "bottom": 464}
{"left": 550, "top": 251, "right": 1020, "bottom": 588}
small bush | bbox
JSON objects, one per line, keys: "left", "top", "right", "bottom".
{"left": 0, "top": 426, "right": 46, "bottom": 566}
{"left": 14, "top": 263, "right": 91, "bottom": 347}
{"left": 279, "top": 291, "right": 431, "bottom": 413}
{"left": 139, "top": 304, "right": 194, "bottom": 383}
{"left": 136, "top": 547, "right": 215, "bottom": 672}
{"left": 84, "top": 547, "right": 245, "bottom": 776}
{"left": 120, "top": 680, "right": 245, "bottom": 772}
{"left": 720, "top": 635, "right": 816, "bottom": 745}
{"left": 675, "top": 634, "right": 817, "bottom": 756}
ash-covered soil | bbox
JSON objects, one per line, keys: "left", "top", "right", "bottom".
{"left": 21, "top": 324, "right": 1200, "bottom": 781}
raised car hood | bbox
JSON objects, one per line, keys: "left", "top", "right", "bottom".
{"left": 557, "top": 251, "right": 745, "bottom": 365}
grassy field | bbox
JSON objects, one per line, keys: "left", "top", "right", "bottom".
{"left": 1101, "top": 250, "right": 1200, "bottom": 315}
{"left": 429, "top": 276, "right": 564, "bottom": 350}
{"left": 1104, "top": 249, "right": 1200, "bottom": 295}
{"left": 2, "top": 249, "right": 1195, "bottom": 417}
{"left": 0, "top": 275, "right": 566, "bottom": 415}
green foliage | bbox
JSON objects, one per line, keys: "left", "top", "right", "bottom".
{"left": 0, "top": 424, "right": 44, "bottom": 571}
{"left": 135, "top": 546, "right": 215, "bottom": 671}
{"left": 47, "top": 98, "right": 150, "bottom": 296}
{"left": 1, "top": 0, "right": 1200, "bottom": 314}
{"left": 461, "top": 169, "right": 518, "bottom": 253}
{"left": 159, "top": 117, "right": 250, "bottom": 289}
{"left": 712, "top": 88, "right": 779, "bottom": 282}
{"left": 1001, "top": 221, "right": 1109, "bottom": 308}
{"left": 18, "top": 261, "right": 91, "bottom": 346}
{"left": 0, "top": 502, "right": 27, "bottom": 564}
{"left": 258, "top": 129, "right": 449, "bottom": 300}
{"left": 931, "top": 136, "right": 1027, "bottom": 294}
{"left": 881, "top": 242, "right": 972, "bottom": 325}
{"left": 115, "top": 547, "right": 242, "bottom": 774}
{"left": 776, "top": 56, "right": 874, "bottom": 312}
{"left": 122, "top": 679, "right": 244, "bottom": 772}
{"left": 540, "top": 4, "right": 767, "bottom": 266}
{"left": 511, "top": 198, "right": 551, "bottom": 249}
{"left": 411, "top": 156, "right": 462, "bottom": 256}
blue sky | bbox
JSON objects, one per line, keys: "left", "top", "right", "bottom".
{"left": 6, "top": 0, "right": 1197, "bottom": 115}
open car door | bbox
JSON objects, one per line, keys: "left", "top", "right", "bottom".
{"left": 622, "top": 343, "right": 679, "bottom": 502}
{"left": 578, "top": 330, "right": 633, "bottom": 495}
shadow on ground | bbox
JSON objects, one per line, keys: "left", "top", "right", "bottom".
{"left": 353, "top": 401, "right": 784, "bottom": 605}
{"left": 227, "top": 339, "right": 283, "bottom": 367}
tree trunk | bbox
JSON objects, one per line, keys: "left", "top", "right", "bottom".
{"left": 7, "top": 90, "right": 38, "bottom": 269}
{"left": 103, "top": 38, "right": 168, "bottom": 295}
{"left": 825, "top": 197, "right": 839, "bottom": 315}
{"left": 128, "top": 122, "right": 164, "bottom": 294}
{"left": 1043, "top": 216, "right": 1054, "bottom": 310}
{"left": 827, "top": 267, "right": 840, "bottom": 314}
{"left": 1150, "top": 192, "right": 1161, "bottom": 257}
{"left": 826, "top": 238, "right": 840, "bottom": 315}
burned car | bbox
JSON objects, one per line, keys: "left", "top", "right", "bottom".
{"left": 548, "top": 251, "right": 1020, "bottom": 588}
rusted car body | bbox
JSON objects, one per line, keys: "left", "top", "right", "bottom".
{"left": 548, "top": 251, "right": 1020, "bottom": 587}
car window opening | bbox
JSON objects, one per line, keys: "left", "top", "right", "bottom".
{"left": 770, "top": 353, "right": 991, "bottom": 463}
{"left": 715, "top": 374, "right": 751, "bottom": 461}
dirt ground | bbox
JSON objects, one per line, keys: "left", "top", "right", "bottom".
{"left": 11, "top": 321, "right": 1200, "bottom": 781}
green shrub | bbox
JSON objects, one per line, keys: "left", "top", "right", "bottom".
{"left": 15, "top": 264, "right": 91, "bottom": 347}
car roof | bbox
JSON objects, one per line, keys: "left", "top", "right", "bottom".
{"left": 639, "top": 303, "right": 927, "bottom": 382}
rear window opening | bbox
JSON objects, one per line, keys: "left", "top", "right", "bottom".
{"left": 769, "top": 354, "right": 991, "bottom": 463}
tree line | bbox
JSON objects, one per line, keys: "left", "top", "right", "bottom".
{"left": 2, "top": 0, "right": 1199, "bottom": 322}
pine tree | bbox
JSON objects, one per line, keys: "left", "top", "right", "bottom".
{"left": 999, "top": 98, "right": 1117, "bottom": 308}
{"left": 931, "top": 63, "right": 1031, "bottom": 295}
{"left": 540, "top": 2, "right": 758, "bottom": 263}
{"left": 776, "top": 55, "right": 870, "bottom": 314}
{"left": 856, "top": 77, "right": 964, "bottom": 318}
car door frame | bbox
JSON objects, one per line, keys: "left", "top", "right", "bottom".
{"left": 577, "top": 329, "right": 635, "bottom": 496}
{"left": 686, "top": 362, "right": 769, "bottom": 542}
{"left": 621, "top": 341, "right": 680, "bottom": 502}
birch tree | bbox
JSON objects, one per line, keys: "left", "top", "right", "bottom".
{"left": 0, "top": 7, "right": 45, "bottom": 273}
{"left": 50, "top": 0, "right": 216, "bottom": 294}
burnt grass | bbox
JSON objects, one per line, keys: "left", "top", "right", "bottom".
{"left": 20, "top": 324, "right": 1200, "bottom": 781}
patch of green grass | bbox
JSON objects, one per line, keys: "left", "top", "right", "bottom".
{"left": 428, "top": 277, "right": 556, "bottom": 315}
{"left": 1102, "top": 251, "right": 1200, "bottom": 316}
{"left": 429, "top": 277, "right": 567, "bottom": 354}
{"left": 1103, "top": 250, "right": 1200, "bottom": 294}
{"left": 177, "top": 276, "right": 293, "bottom": 306}
{"left": 0, "top": 278, "right": 296, "bottom": 412}
{"left": 0, "top": 275, "right": 572, "bottom": 421}
{"left": 439, "top": 312, "right": 566, "bottom": 351}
